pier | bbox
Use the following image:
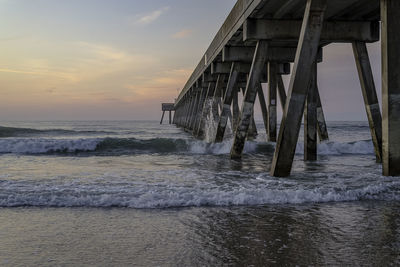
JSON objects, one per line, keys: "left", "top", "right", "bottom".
{"left": 171, "top": 0, "right": 400, "bottom": 177}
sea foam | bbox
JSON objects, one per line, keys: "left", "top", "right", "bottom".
{"left": 0, "top": 137, "right": 375, "bottom": 156}
{"left": 0, "top": 176, "right": 398, "bottom": 208}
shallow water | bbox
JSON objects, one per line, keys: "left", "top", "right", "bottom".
{"left": 0, "top": 120, "right": 399, "bottom": 265}
{"left": 0, "top": 202, "right": 399, "bottom": 266}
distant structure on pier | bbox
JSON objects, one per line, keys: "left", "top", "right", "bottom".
{"left": 160, "top": 103, "right": 175, "bottom": 125}
{"left": 168, "top": 0, "right": 400, "bottom": 177}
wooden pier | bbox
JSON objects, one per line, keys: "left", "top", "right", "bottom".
{"left": 171, "top": 0, "right": 400, "bottom": 177}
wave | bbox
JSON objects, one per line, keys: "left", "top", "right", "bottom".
{"left": 0, "top": 137, "right": 375, "bottom": 156}
{"left": 0, "top": 178, "right": 398, "bottom": 208}
{"left": 296, "top": 140, "right": 374, "bottom": 155}
{"left": 0, "top": 126, "right": 112, "bottom": 138}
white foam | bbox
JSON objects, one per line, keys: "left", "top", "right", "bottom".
{"left": 0, "top": 138, "right": 101, "bottom": 154}
{"left": 0, "top": 137, "right": 375, "bottom": 156}
{"left": 188, "top": 139, "right": 258, "bottom": 155}
{"left": 295, "top": 140, "right": 374, "bottom": 155}
{"left": 0, "top": 177, "right": 398, "bottom": 208}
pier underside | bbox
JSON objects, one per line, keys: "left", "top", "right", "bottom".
{"left": 172, "top": 0, "right": 400, "bottom": 177}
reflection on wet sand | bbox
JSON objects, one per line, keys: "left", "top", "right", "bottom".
{"left": 183, "top": 202, "right": 400, "bottom": 265}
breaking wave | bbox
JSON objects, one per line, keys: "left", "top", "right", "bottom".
{"left": 0, "top": 137, "right": 375, "bottom": 156}
{"left": 296, "top": 140, "right": 374, "bottom": 155}
{"left": 0, "top": 126, "right": 112, "bottom": 137}
{"left": 0, "top": 177, "right": 398, "bottom": 208}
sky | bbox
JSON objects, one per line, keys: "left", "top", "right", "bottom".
{"left": 0, "top": 0, "right": 382, "bottom": 121}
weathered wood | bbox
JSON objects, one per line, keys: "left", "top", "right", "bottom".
{"left": 277, "top": 75, "right": 287, "bottom": 109}
{"left": 189, "top": 90, "right": 202, "bottom": 130}
{"left": 212, "top": 62, "right": 251, "bottom": 74}
{"left": 184, "top": 94, "right": 194, "bottom": 128}
{"left": 223, "top": 46, "right": 323, "bottom": 64}
{"left": 304, "top": 61, "right": 318, "bottom": 161}
{"left": 230, "top": 40, "right": 269, "bottom": 159}
{"left": 186, "top": 94, "right": 195, "bottom": 128}
{"left": 274, "top": 0, "right": 302, "bottom": 19}
{"left": 232, "top": 87, "right": 240, "bottom": 130}
{"left": 196, "top": 82, "right": 216, "bottom": 138}
{"left": 248, "top": 112, "right": 258, "bottom": 139}
{"left": 211, "top": 75, "right": 225, "bottom": 128}
{"left": 352, "top": 41, "right": 383, "bottom": 162}
{"left": 258, "top": 87, "right": 269, "bottom": 136}
{"left": 381, "top": 0, "right": 400, "bottom": 176}
{"left": 215, "top": 62, "right": 241, "bottom": 143}
{"left": 268, "top": 62, "right": 278, "bottom": 142}
{"left": 271, "top": 0, "right": 327, "bottom": 177}
{"left": 193, "top": 86, "right": 208, "bottom": 134}
{"left": 240, "top": 87, "right": 258, "bottom": 139}
{"left": 315, "top": 87, "right": 329, "bottom": 141}
{"left": 244, "top": 19, "right": 379, "bottom": 43}
{"left": 160, "top": 111, "right": 165, "bottom": 125}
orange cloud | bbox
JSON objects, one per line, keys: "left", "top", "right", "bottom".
{"left": 172, "top": 29, "right": 193, "bottom": 39}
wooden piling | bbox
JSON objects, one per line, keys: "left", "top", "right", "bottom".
{"left": 268, "top": 62, "right": 278, "bottom": 142}
{"left": 304, "top": 62, "right": 318, "bottom": 161}
{"left": 215, "top": 62, "right": 240, "bottom": 143}
{"left": 352, "top": 41, "right": 383, "bottom": 162}
{"left": 258, "top": 87, "right": 269, "bottom": 137}
{"left": 160, "top": 111, "right": 165, "bottom": 125}
{"left": 230, "top": 40, "right": 269, "bottom": 159}
{"left": 381, "top": 0, "right": 400, "bottom": 176}
{"left": 271, "top": 0, "right": 328, "bottom": 177}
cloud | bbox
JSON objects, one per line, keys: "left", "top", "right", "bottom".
{"left": 172, "top": 29, "right": 193, "bottom": 39}
{"left": 125, "top": 68, "right": 192, "bottom": 99}
{"left": 136, "top": 7, "right": 169, "bottom": 25}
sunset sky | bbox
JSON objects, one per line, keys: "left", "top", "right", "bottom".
{"left": 0, "top": 0, "right": 382, "bottom": 121}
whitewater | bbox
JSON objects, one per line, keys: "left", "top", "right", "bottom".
{"left": 0, "top": 120, "right": 399, "bottom": 265}
{"left": 0, "top": 120, "right": 397, "bottom": 208}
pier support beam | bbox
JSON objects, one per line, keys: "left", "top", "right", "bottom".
{"left": 215, "top": 62, "right": 240, "bottom": 143}
{"left": 160, "top": 111, "right": 165, "bottom": 125}
{"left": 277, "top": 75, "right": 287, "bottom": 108}
{"left": 352, "top": 41, "right": 383, "bottom": 162}
{"left": 304, "top": 62, "right": 318, "bottom": 161}
{"left": 230, "top": 40, "right": 269, "bottom": 159}
{"left": 196, "top": 82, "right": 216, "bottom": 138}
{"left": 192, "top": 86, "right": 207, "bottom": 133}
{"left": 211, "top": 75, "right": 225, "bottom": 129}
{"left": 278, "top": 74, "right": 329, "bottom": 142}
{"left": 185, "top": 94, "right": 195, "bottom": 128}
{"left": 316, "top": 88, "right": 329, "bottom": 141}
{"left": 189, "top": 90, "right": 201, "bottom": 130}
{"left": 271, "top": 0, "right": 327, "bottom": 177}
{"left": 268, "top": 62, "right": 278, "bottom": 142}
{"left": 381, "top": 0, "right": 400, "bottom": 176}
{"left": 258, "top": 87, "right": 269, "bottom": 136}
{"left": 232, "top": 87, "right": 240, "bottom": 130}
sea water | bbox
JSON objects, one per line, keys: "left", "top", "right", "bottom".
{"left": 0, "top": 121, "right": 398, "bottom": 265}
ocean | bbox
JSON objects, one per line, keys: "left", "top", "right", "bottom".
{"left": 0, "top": 120, "right": 399, "bottom": 266}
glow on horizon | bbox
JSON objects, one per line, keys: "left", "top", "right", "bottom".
{"left": 0, "top": 0, "right": 236, "bottom": 120}
{"left": 0, "top": 0, "right": 382, "bottom": 121}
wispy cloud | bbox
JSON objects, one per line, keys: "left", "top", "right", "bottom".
{"left": 136, "top": 7, "right": 169, "bottom": 25}
{"left": 125, "top": 68, "right": 192, "bottom": 99}
{"left": 172, "top": 29, "right": 193, "bottom": 39}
